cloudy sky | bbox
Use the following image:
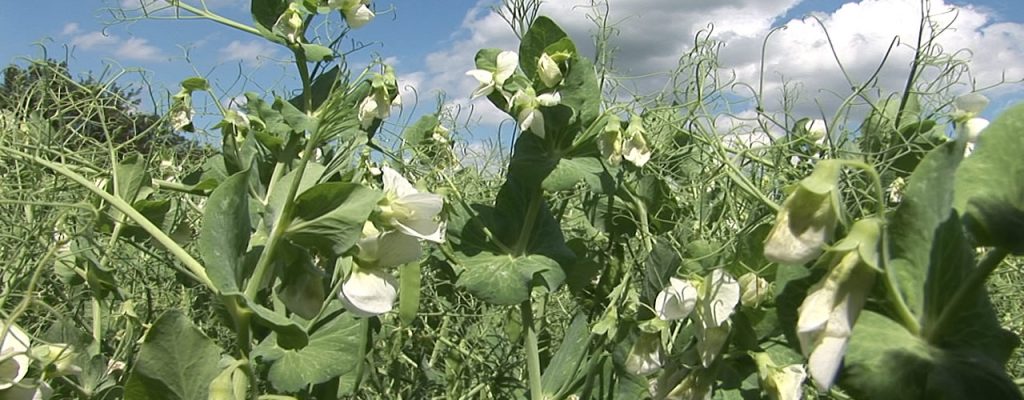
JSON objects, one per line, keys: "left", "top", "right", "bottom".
{"left": 2, "top": 0, "right": 1022, "bottom": 140}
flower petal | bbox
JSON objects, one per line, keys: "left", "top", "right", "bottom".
{"left": 1, "top": 322, "right": 31, "bottom": 390}
{"left": 382, "top": 166, "right": 418, "bottom": 198}
{"left": 494, "top": 51, "right": 519, "bottom": 84}
{"left": 375, "top": 231, "right": 424, "bottom": 267}
{"left": 339, "top": 267, "right": 398, "bottom": 317}
{"left": 343, "top": 4, "right": 375, "bottom": 29}
{"left": 954, "top": 93, "right": 989, "bottom": 115}
{"left": 655, "top": 277, "right": 697, "bottom": 321}
{"left": 536, "top": 92, "right": 561, "bottom": 107}
{"left": 466, "top": 69, "right": 493, "bottom": 85}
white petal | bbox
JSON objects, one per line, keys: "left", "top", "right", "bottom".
{"left": 964, "top": 117, "right": 989, "bottom": 143}
{"left": 954, "top": 93, "right": 989, "bottom": 115}
{"left": 393, "top": 215, "right": 445, "bottom": 243}
{"left": 806, "top": 334, "right": 847, "bottom": 391}
{"left": 705, "top": 269, "right": 740, "bottom": 327}
{"left": 358, "top": 95, "right": 379, "bottom": 129}
{"left": 494, "top": 51, "right": 519, "bottom": 84}
{"left": 466, "top": 69, "right": 494, "bottom": 85}
{"left": 397, "top": 192, "right": 444, "bottom": 219}
{"left": 773, "top": 364, "right": 807, "bottom": 400}
{"left": 344, "top": 4, "right": 375, "bottom": 29}
{"left": 522, "top": 109, "right": 545, "bottom": 138}
{"left": 375, "top": 231, "right": 423, "bottom": 267}
{"left": 537, "top": 53, "right": 563, "bottom": 88}
{"left": 655, "top": 278, "right": 698, "bottom": 321}
{"left": 1, "top": 322, "right": 31, "bottom": 390}
{"left": 805, "top": 119, "right": 827, "bottom": 142}
{"left": 625, "top": 334, "right": 662, "bottom": 376}
{"left": 382, "top": 166, "right": 418, "bottom": 198}
{"left": 339, "top": 267, "right": 398, "bottom": 317}
{"left": 536, "top": 92, "right": 561, "bottom": 107}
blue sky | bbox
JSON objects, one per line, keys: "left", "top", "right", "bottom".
{"left": 2, "top": 0, "right": 1023, "bottom": 140}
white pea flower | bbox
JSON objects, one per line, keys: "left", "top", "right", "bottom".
{"left": 466, "top": 51, "right": 518, "bottom": 100}
{"left": 952, "top": 93, "right": 991, "bottom": 155}
{"left": 339, "top": 222, "right": 423, "bottom": 317}
{"left": 654, "top": 277, "right": 698, "bottom": 321}
{"left": 694, "top": 269, "right": 740, "bottom": 367}
{"left": 0, "top": 380, "right": 52, "bottom": 400}
{"left": 169, "top": 92, "right": 193, "bottom": 132}
{"left": 330, "top": 0, "right": 375, "bottom": 29}
{"left": 32, "top": 344, "right": 81, "bottom": 378}
{"left": 357, "top": 90, "right": 392, "bottom": 129}
{"left": 624, "top": 333, "right": 662, "bottom": 376}
{"left": 1, "top": 321, "right": 31, "bottom": 390}
{"left": 512, "top": 89, "right": 560, "bottom": 138}
{"left": 738, "top": 272, "right": 770, "bottom": 307}
{"left": 339, "top": 265, "right": 399, "bottom": 317}
{"left": 623, "top": 115, "right": 652, "bottom": 167}
{"left": 754, "top": 352, "right": 807, "bottom": 400}
{"left": 599, "top": 115, "right": 624, "bottom": 166}
{"left": 537, "top": 52, "right": 563, "bottom": 88}
{"left": 431, "top": 124, "right": 451, "bottom": 144}
{"left": 763, "top": 161, "right": 842, "bottom": 265}
{"left": 273, "top": 3, "right": 305, "bottom": 43}
{"left": 796, "top": 218, "right": 880, "bottom": 391}
{"left": 378, "top": 166, "right": 445, "bottom": 243}
{"left": 803, "top": 119, "right": 827, "bottom": 143}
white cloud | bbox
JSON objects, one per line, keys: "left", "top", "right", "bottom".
{"left": 219, "top": 40, "right": 280, "bottom": 65}
{"left": 115, "top": 37, "right": 166, "bottom": 61}
{"left": 71, "top": 31, "right": 118, "bottom": 49}
{"left": 405, "top": 0, "right": 1024, "bottom": 134}
{"left": 61, "top": 23, "right": 81, "bottom": 36}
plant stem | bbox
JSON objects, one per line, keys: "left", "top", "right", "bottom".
{"left": 514, "top": 187, "right": 542, "bottom": 256}
{"left": 927, "top": 247, "right": 1010, "bottom": 341}
{"left": 5, "top": 148, "right": 214, "bottom": 290}
{"left": 520, "top": 300, "right": 543, "bottom": 400}
{"left": 173, "top": 1, "right": 262, "bottom": 36}
{"left": 242, "top": 49, "right": 315, "bottom": 300}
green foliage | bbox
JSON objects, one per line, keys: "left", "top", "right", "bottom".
{"left": 123, "top": 311, "right": 224, "bottom": 400}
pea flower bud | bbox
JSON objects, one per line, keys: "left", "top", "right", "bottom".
{"left": 763, "top": 160, "right": 842, "bottom": 265}
{"left": 537, "top": 52, "right": 563, "bottom": 88}
{"left": 797, "top": 218, "right": 880, "bottom": 390}
{"left": 738, "top": 272, "right": 770, "bottom": 307}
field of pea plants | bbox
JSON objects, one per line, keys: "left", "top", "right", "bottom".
{"left": 1, "top": 0, "right": 1023, "bottom": 399}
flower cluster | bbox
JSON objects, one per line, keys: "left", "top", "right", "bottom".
{"left": 651, "top": 269, "right": 741, "bottom": 367}
{"left": 466, "top": 51, "right": 566, "bottom": 138}
{"left": 338, "top": 167, "right": 444, "bottom": 316}
{"left": 358, "top": 65, "right": 400, "bottom": 130}
{"left": 599, "top": 114, "right": 652, "bottom": 167}
{"left": 327, "top": 0, "right": 375, "bottom": 29}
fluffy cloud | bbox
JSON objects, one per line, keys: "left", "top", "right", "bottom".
{"left": 70, "top": 31, "right": 166, "bottom": 62}
{"left": 220, "top": 40, "right": 280, "bottom": 65}
{"left": 61, "top": 23, "right": 81, "bottom": 36}
{"left": 405, "top": 0, "right": 1024, "bottom": 133}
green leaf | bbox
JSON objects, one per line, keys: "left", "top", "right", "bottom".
{"left": 299, "top": 43, "right": 334, "bottom": 62}
{"left": 887, "top": 140, "right": 963, "bottom": 317}
{"left": 843, "top": 311, "right": 1023, "bottom": 400}
{"left": 227, "top": 294, "right": 308, "bottom": 349}
{"left": 255, "top": 313, "right": 367, "bottom": 393}
{"left": 541, "top": 314, "right": 591, "bottom": 398}
{"left": 266, "top": 162, "right": 326, "bottom": 224}
{"left": 841, "top": 311, "right": 934, "bottom": 400}
{"left": 519, "top": 16, "right": 571, "bottom": 80}
{"left": 199, "top": 170, "right": 251, "bottom": 293}
{"left": 124, "top": 311, "right": 224, "bottom": 400}
{"left": 559, "top": 54, "right": 601, "bottom": 128}
{"left": 542, "top": 157, "right": 612, "bottom": 193}
{"left": 401, "top": 114, "right": 440, "bottom": 148}
{"left": 115, "top": 153, "right": 150, "bottom": 203}
{"left": 289, "top": 66, "right": 341, "bottom": 113}
{"left": 455, "top": 253, "right": 562, "bottom": 305}
{"left": 251, "top": 0, "right": 289, "bottom": 41}
{"left": 274, "top": 96, "right": 317, "bottom": 134}
{"left": 285, "top": 182, "right": 381, "bottom": 257}
{"left": 921, "top": 216, "right": 1018, "bottom": 364}
{"left": 180, "top": 77, "right": 210, "bottom": 92}
{"left": 953, "top": 102, "right": 1024, "bottom": 253}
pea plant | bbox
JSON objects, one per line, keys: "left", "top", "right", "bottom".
{"left": 1, "top": 1, "right": 1023, "bottom": 399}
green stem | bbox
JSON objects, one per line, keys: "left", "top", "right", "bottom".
{"left": 514, "top": 188, "right": 542, "bottom": 257}
{"left": 927, "top": 247, "right": 1010, "bottom": 341}
{"left": 4, "top": 148, "right": 214, "bottom": 290}
{"left": 173, "top": 1, "right": 262, "bottom": 37}
{"left": 520, "top": 301, "right": 543, "bottom": 400}
{"left": 839, "top": 159, "right": 921, "bottom": 334}
{"left": 242, "top": 49, "right": 316, "bottom": 300}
